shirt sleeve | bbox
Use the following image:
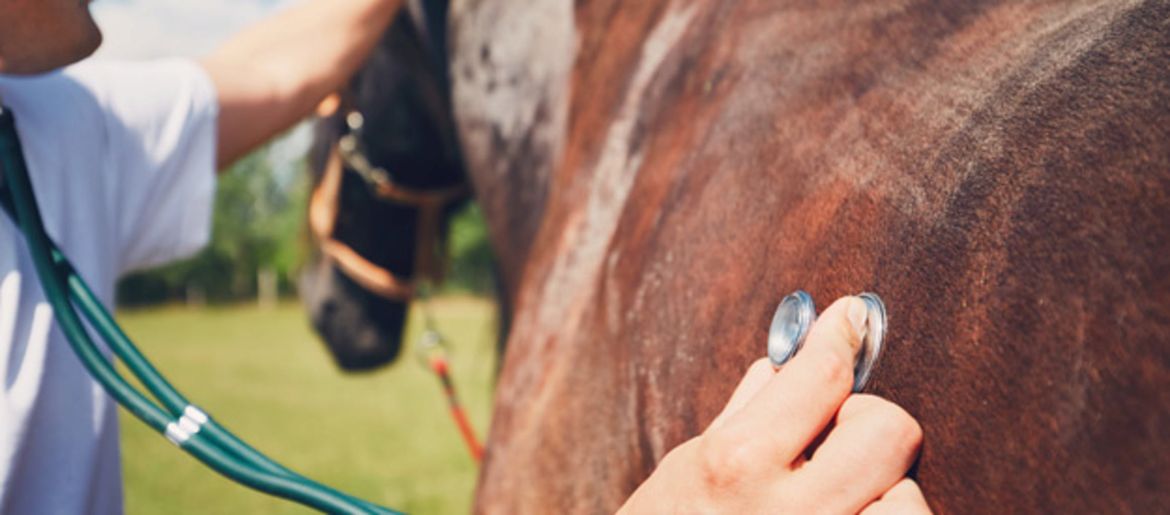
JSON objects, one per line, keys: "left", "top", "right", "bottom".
{"left": 68, "top": 59, "right": 220, "bottom": 274}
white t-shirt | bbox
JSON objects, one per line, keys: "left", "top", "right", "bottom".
{"left": 0, "top": 59, "right": 218, "bottom": 514}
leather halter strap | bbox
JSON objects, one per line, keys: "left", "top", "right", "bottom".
{"left": 308, "top": 139, "right": 467, "bottom": 302}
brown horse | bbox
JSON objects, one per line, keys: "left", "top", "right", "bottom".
{"left": 308, "top": 0, "right": 1170, "bottom": 512}
{"left": 445, "top": 0, "right": 1170, "bottom": 513}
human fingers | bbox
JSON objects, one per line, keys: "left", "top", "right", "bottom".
{"left": 878, "top": 478, "right": 929, "bottom": 505}
{"left": 715, "top": 296, "right": 868, "bottom": 465}
{"left": 792, "top": 395, "right": 923, "bottom": 514}
{"left": 705, "top": 357, "right": 775, "bottom": 433}
{"left": 860, "top": 479, "right": 932, "bottom": 515}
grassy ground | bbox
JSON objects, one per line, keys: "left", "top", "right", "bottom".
{"left": 116, "top": 297, "right": 498, "bottom": 514}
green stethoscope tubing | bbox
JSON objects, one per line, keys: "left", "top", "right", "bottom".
{"left": 0, "top": 106, "right": 401, "bottom": 515}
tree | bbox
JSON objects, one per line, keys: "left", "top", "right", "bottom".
{"left": 116, "top": 146, "right": 309, "bottom": 306}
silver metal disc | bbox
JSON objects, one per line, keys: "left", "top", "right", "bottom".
{"left": 768, "top": 290, "right": 816, "bottom": 368}
{"left": 852, "top": 292, "right": 888, "bottom": 391}
{"left": 346, "top": 111, "right": 365, "bottom": 130}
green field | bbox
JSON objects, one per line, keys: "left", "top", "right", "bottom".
{"left": 116, "top": 298, "right": 498, "bottom": 514}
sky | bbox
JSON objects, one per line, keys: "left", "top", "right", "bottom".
{"left": 91, "top": 0, "right": 298, "bottom": 60}
{"left": 90, "top": 0, "right": 311, "bottom": 176}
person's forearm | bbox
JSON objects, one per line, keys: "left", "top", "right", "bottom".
{"left": 201, "top": 0, "right": 402, "bottom": 170}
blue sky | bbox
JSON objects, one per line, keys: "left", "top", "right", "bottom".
{"left": 91, "top": 0, "right": 298, "bottom": 59}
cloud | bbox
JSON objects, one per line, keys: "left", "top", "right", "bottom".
{"left": 91, "top": 0, "right": 298, "bottom": 60}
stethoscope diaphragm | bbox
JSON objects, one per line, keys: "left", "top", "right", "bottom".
{"left": 767, "top": 290, "right": 816, "bottom": 367}
{"left": 767, "top": 290, "right": 889, "bottom": 392}
{"left": 852, "top": 292, "right": 887, "bottom": 391}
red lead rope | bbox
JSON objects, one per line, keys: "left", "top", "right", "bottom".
{"left": 428, "top": 355, "right": 484, "bottom": 463}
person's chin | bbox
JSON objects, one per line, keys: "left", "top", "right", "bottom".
{"left": 0, "top": 3, "right": 101, "bottom": 74}
{"left": 43, "top": 22, "right": 102, "bottom": 73}
{"left": 1, "top": 26, "right": 101, "bottom": 75}
{"left": 50, "top": 8, "right": 103, "bottom": 71}
{"left": 76, "top": 23, "right": 103, "bottom": 61}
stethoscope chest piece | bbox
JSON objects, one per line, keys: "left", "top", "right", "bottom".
{"left": 852, "top": 292, "right": 887, "bottom": 392}
{"left": 766, "top": 290, "right": 889, "bottom": 392}
{"left": 767, "top": 290, "right": 816, "bottom": 368}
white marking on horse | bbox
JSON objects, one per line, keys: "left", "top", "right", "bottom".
{"left": 535, "top": 3, "right": 697, "bottom": 338}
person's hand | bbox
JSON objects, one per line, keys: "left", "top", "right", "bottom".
{"left": 202, "top": 0, "right": 404, "bottom": 169}
{"left": 619, "top": 296, "right": 930, "bottom": 514}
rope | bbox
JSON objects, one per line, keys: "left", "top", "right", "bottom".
{"left": 413, "top": 287, "right": 484, "bottom": 463}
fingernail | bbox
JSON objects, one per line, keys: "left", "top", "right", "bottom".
{"left": 847, "top": 296, "right": 869, "bottom": 347}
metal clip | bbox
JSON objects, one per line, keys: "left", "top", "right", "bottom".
{"left": 164, "top": 405, "right": 210, "bottom": 447}
{"left": 346, "top": 111, "right": 365, "bottom": 131}
{"left": 414, "top": 329, "right": 449, "bottom": 370}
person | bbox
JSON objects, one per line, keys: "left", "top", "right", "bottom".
{"left": 0, "top": 0, "right": 929, "bottom": 513}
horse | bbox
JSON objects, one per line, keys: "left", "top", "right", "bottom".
{"left": 310, "top": 0, "right": 1170, "bottom": 512}
{"left": 447, "top": 0, "right": 1170, "bottom": 512}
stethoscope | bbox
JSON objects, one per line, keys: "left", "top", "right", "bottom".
{"left": 0, "top": 105, "right": 399, "bottom": 514}
{"left": 767, "top": 290, "right": 889, "bottom": 391}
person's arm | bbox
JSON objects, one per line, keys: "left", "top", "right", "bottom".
{"left": 200, "top": 0, "right": 403, "bottom": 170}
{"left": 621, "top": 297, "right": 931, "bottom": 514}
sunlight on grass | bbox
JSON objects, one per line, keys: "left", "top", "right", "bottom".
{"left": 117, "top": 297, "right": 498, "bottom": 514}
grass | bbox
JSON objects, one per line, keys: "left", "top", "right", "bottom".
{"left": 116, "top": 297, "right": 498, "bottom": 514}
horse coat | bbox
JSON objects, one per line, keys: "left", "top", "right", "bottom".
{"left": 447, "top": 0, "right": 1170, "bottom": 513}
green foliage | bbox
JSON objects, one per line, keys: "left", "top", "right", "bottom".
{"left": 444, "top": 203, "right": 496, "bottom": 295}
{"left": 117, "top": 147, "right": 309, "bottom": 306}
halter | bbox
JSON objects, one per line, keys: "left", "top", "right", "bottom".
{"left": 309, "top": 109, "right": 469, "bottom": 301}
{"left": 308, "top": 105, "right": 483, "bottom": 460}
